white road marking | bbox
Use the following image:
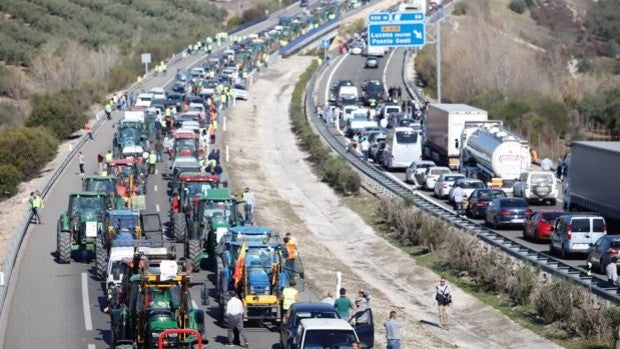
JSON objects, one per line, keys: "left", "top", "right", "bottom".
{"left": 382, "top": 48, "right": 397, "bottom": 94}
{"left": 325, "top": 53, "right": 349, "bottom": 103}
{"left": 192, "top": 300, "right": 199, "bottom": 309}
{"left": 153, "top": 185, "right": 158, "bottom": 192}
{"left": 81, "top": 273, "right": 93, "bottom": 331}
{"left": 155, "top": 169, "right": 159, "bottom": 175}
{"left": 155, "top": 204, "right": 160, "bottom": 213}
{"left": 88, "top": 344, "right": 96, "bottom": 349}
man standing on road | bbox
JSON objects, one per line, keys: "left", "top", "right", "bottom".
{"left": 383, "top": 310, "right": 407, "bottom": 349}
{"left": 321, "top": 291, "right": 335, "bottom": 305}
{"left": 334, "top": 288, "right": 354, "bottom": 320}
{"left": 78, "top": 151, "right": 86, "bottom": 176}
{"left": 148, "top": 152, "right": 157, "bottom": 175}
{"left": 540, "top": 157, "right": 553, "bottom": 171}
{"left": 226, "top": 291, "right": 249, "bottom": 348}
{"left": 361, "top": 137, "right": 370, "bottom": 162}
{"left": 242, "top": 187, "right": 255, "bottom": 224}
{"left": 434, "top": 276, "right": 452, "bottom": 329}
{"left": 281, "top": 281, "right": 300, "bottom": 320}
{"left": 607, "top": 257, "right": 618, "bottom": 287}
{"left": 452, "top": 185, "right": 466, "bottom": 216}
{"left": 29, "top": 190, "right": 43, "bottom": 224}
{"left": 97, "top": 152, "right": 104, "bottom": 174}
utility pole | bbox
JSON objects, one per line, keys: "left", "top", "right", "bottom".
{"left": 435, "top": 15, "right": 442, "bottom": 103}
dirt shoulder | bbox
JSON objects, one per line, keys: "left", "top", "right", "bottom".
{"left": 223, "top": 55, "right": 562, "bottom": 348}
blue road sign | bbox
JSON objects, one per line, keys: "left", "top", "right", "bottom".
{"left": 368, "top": 12, "right": 391, "bottom": 22}
{"left": 321, "top": 39, "right": 330, "bottom": 48}
{"left": 393, "top": 12, "right": 425, "bottom": 22}
{"left": 368, "top": 22, "right": 425, "bottom": 47}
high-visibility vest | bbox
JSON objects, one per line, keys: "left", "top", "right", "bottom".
{"left": 286, "top": 241, "right": 297, "bottom": 260}
{"left": 31, "top": 196, "right": 43, "bottom": 208}
{"left": 142, "top": 151, "right": 149, "bottom": 159}
{"left": 105, "top": 153, "right": 113, "bottom": 162}
{"left": 282, "top": 287, "right": 298, "bottom": 310}
{"left": 148, "top": 153, "right": 157, "bottom": 164}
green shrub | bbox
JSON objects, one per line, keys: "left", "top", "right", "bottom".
{"left": 0, "top": 164, "right": 23, "bottom": 197}
{"left": 508, "top": 0, "right": 527, "bottom": 14}
{"left": 337, "top": 164, "right": 361, "bottom": 194}
{"left": 26, "top": 92, "right": 88, "bottom": 139}
{"left": 77, "top": 79, "right": 107, "bottom": 105}
{"left": 453, "top": 2, "right": 467, "bottom": 15}
{"left": 0, "top": 127, "right": 58, "bottom": 179}
{"left": 106, "top": 64, "right": 137, "bottom": 92}
{"left": 578, "top": 58, "right": 594, "bottom": 73}
{"left": 587, "top": 0, "right": 620, "bottom": 44}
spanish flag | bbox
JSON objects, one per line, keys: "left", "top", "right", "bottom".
{"left": 233, "top": 241, "right": 246, "bottom": 288}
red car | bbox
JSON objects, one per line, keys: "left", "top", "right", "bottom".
{"left": 523, "top": 210, "right": 564, "bottom": 241}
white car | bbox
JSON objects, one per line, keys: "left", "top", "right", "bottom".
{"left": 233, "top": 84, "right": 248, "bottom": 100}
{"left": 350, "top": 45, "right": 363, "bottom": 55}
{"left": 433, "top": 173, "right": 465, "bottom": 199}
{"left": 405, "top": 160, "right": 436, "bottom": 188}
{"left": 149, "top": 87, "right": 166, "bottom": 100}
{"left": 190, "top": 67, "right": 206, "bottom": 79}
{"left": 513, "top": 171, "right": 559, "bottom": 205}
{"left": 424, "top": 166, "right": 451, "bottom": 190}
{"left": 134, "top": 93, "right": 153, "bottom": 109}
{"left": 448, "top": 178, "right": 485, "bottom": 203}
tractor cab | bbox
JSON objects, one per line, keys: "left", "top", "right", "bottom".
{"left": 108, "top": 158, "right": 146, "bottom": 200}
{"left": 82, "top": 175, "right": 123, "bottom": 209}
{"left": 202, "top": 189, "right": 243, "bottom": 228}
{"left": 169, "top": 173, "right": 220, "bottom": 214}
{"left": 113, "top": 124, "right": 144, "bottom": 157}
{"left": 171, "top": 132, "right": 201, "bottom": 159}
{"left": 110, "top": 252, "right": 208, "bottom": 349}
{"left": 56, "top": 192, "right": 107, "bottom": 264}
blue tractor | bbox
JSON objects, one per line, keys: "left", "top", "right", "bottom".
{"left": 215, "top": 226, "right": 304, "bottom": 324}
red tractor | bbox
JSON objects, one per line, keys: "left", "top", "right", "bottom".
{"left": 168, "top": 131, "right": 202, "bottom": 160}
{"left": 108, "top": 158, "right": 147, "bottom": 206}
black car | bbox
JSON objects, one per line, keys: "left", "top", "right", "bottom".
{"left": 280, "top": 302, "right": 374, "bottom": 349}
{"left": 170, "top": 83, "right": 187, "bottom": 94}
{"left": 466, "top": 189, "right": 507, "bottom": 218}
{"left": 485, "top": 197, "right": 533, "bottom": 229}
{"left": 361, "top": 80, "right": 384, "bottom": 105}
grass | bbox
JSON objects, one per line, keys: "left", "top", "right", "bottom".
{"left": 342, "top": 191, "right": 613, "bottom": 349}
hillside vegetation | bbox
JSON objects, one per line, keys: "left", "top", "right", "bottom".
{"left": 416, "top": 0, "right": 620, "bottom": 158}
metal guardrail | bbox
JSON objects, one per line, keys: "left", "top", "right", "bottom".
{"left": 304, "top": 57, "right": 620, "bottom": 304}
{"left": 228, "top": 16, "right": 269, "bottom": 35}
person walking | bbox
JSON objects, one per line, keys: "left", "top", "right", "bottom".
{"left": 451, "top": 185, "right": 466, "bottom": 216}
{"left": 78, "top": 151, "right": 86, "bottom": 176}
{"left": 104, "top": 103, "right": 112, "bottom": 120}
{"left": 155, "top": 139, "right": 163, "bottom": 162}
{"left": 434, "top": 276, "right": 452, "bottom": 329}
{"left": 540, "top": 157, "right": 553, "bottom": 171}
{"left": 225, "top": 291, "right": 249, "bottom": 348}
{"left": 321, "top": 291, "right": 335, "bottom": 305}
{"left": 29, "top": 190, "right": 43, "bottom": 224}
{"left": 607, "top": 257, "right": 618, "bottom": 287}
{"left": 361, "top": 137, "right": 370, "bottom": 161}
{"left": 97, "top": 152, "right": 104, "bottom": 174}
{"left": 281, "top": 281, "right": 300, "bottom": 320}
{"left": 383, "top": 310, "right": 407, "bottom": 349}
{"left": 242, "top": 187, "right": 255, "bottom": 224}
{"left": 85, "top": 123, "right": 93, "bottom": 141}
{"left": 208, "top": 122, "right": 217, "bottom": 144}
{"left": 334, "top": 288, "right": 354, "bottom": 320}
{"left": 148, "top": 152, "right": 157, "bottom": 175}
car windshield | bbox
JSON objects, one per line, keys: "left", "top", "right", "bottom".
{"left": 365, "top": 83, "right": 382, "bottom": 94}
{"left": 500, "top": 199, "right": 528, "bottom": 208}
{"left": 459, "top": 181, "right": 484, "bottom": 189}
{"left": 531, "top": 174, "right": 553, "bottom": 185}
{"left": 444, "top": 176, "right": 463, "bottom": 182}
{"left": 119, "top": 127, "right": 141, "bottom": 144}
{"left": 302, "top": 330, "right": 357, "bottom": 349}
{"left": 111, "top": 215, "right": 138, "bottom": 229}
{"left": 293, "top": 311, "right": 339, "bottom": 329}
{"left": 541, "top": 212, "right": 563, "bottom": 221}
{"left": 72, "top": 196, "right": 105, "bottom": 215}
{"left": 395, "top": 131, "right": 418, "bottom": 143}
{"left": 609, "top": 240, "right": 620, "bottom": 249}
{"left": 184, "top": 182, "right": 213, "bottom": 197}
{"left": 478, "top": 190, "right": 507, "bottom": 200}
{"left": 430, "top": 168, "right": 450, "bottom": 175}
{"left": 234, "top": 84, "right": 246, "bottom": 90}
{"left": 111, "top": 164, "right": 133, "bottom": 177}
{"left": 174, "top": 139, "right": 197, "bottom": 155}
{"left": 109, "top": 260, "right": 128, "bottom": 280}
{"left": 84, "top": 179, "right": 115, "bottom": 194}
{"left": 204, "top": 200, "right": 234, "bottom": 221}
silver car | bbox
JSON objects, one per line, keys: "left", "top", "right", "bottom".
{"left": 550, "top": 213, "right": 607, "bottom": 258}
{"left": 405, "top": 160, "right": 436, "bottom": 188}
{"left": 433, "top": 173, "right": 465, "bottom": 199}
{"left": 448, "top": 178, "right": 485, "bottom": 203}
{"left": 423, "top": 167, "right": 451, "bottom": 190}
{"left": 587, "top": 235, "right": 620, "bottom": 274}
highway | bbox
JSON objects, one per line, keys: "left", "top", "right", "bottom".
{"left": 314, "top": 48, "right": 607, "bottom": 284}
{"left": 0, "top": 3, "right": 317, "bottom": 348}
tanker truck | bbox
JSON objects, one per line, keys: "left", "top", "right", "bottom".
{"left": 423, "top": 104, "right": 488, "bottom": 170}
{"left": 459, "top": 121, "right": 531, "bottom": 188}
{"left": 564, "top": 141, "right": 620, "bottom": 231}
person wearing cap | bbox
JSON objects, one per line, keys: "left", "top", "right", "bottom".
{"left": 434, "top": 276, "right": 452, "bottom": 329}
{"left": 383, "top": 310, "right": 406, "bottom": 349}
{"left": 225, "top": 290, "right": 248, "bottom": 348}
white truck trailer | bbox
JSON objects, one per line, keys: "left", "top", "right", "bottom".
{"left": 423, "top": 104, "right": 488, "bottom": 169}
{"left": 564, "top": 141, "right": 620, "bottom": 228}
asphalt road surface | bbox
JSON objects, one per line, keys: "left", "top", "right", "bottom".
{"left": 1, "top": 2, "right": 318, "bottom": 348}
{"left": 315, "top": 50, "right": 607, "bottom": 284}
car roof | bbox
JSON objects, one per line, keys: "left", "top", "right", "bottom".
{"left": 290, "top": 302, "right": 338, "bottom": 312}
{"left": 300, "top": 318, "right": 353, "bottom": 331}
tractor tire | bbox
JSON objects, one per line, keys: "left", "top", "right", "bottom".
{"left": 95, "top": 236, "right": 107, "bottom": 281}
{"left": 188, "top": 239, "right": 201, "bottom": 272}
{"left": 173, "top": 213, "right": 187, "bottom": 242}
{"left": 57, "top": 230, "right": 71, "bottom": 264}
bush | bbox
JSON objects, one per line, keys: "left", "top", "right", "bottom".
{"left": 77, "top": 79, "right": 107, "bottom": 105}
{"left": 0, "top": 164, "right": 23, "bottom": 197}
{"left": 0, "top": 127, "right": 58, "bottom": 179}
{"left": 508, "top": 0, "right": 527, "bottom": 14}
{"left": 26, "top": 92, "right": 88, "bottom": 139}
{"left": 453, "top": 2, "right": 467, "bottom": 16}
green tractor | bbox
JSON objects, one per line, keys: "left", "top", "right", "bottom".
{"left": 82, "top": 175, "right": 124, "bottom": 210}
{"left": 179, "top": 188, "right": 244, "bottom": 272}
{"left": 56, "top": 192, "right": 107, "bottom": 264}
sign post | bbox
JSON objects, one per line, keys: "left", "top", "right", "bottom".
{"left": 321, "top": 38, "right": 330, "bottom": 61}
{"left": 141, "top": 53, "right": 152, "bottom": 77}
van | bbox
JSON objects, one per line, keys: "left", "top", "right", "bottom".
{"left": 345, "top": 119, "right": 378, "bottom": 137}
{"left": 292, "top": 318, "right": 373, "bottom": 349}
{"left": 338, "top": 85, "right": 358, "bottom": 106}
{"left": 382, "top": 127, "right": 422, "bottom": 170}
{"left": 550, "top": 213, "right": 607, "bottom": 258}
{"left": 513, "top": 171, "right": 559, "bottom": 205}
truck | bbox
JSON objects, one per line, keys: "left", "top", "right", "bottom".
{"left": 399, "top": 0, "right": 428, "bottom": 13}
{"left": 423, "top": 104, "right": 488, "bottom": 170}
{"left": 564, "top": 141, "right": 620, "bottom": 230}
{"left": 459, "top": 121, "right": 531, "bottom": 187}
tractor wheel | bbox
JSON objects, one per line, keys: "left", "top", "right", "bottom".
{"left": 57, "top": 230, "right": 71, "bottom": 264}
{"left": 95, "top": 236, "right": 107, "bottom": 281}
{"left": 172, "top": 213, "right": 187, "bottom": 242}
{"left": 188, "top": 239, "right": 201, "bottom": 272}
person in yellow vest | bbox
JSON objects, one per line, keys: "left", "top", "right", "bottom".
{"left": 148, "top": 152, "right": 157, "bottom": 175}
{"left": 29, "top": 190, "right": 44, "bottom": 224}
{"left": 105, "top": 150, "right": 113, "bottom": 167}
{"left": 316, "top": 57, "right": 323, "bottom": 66}
{"left": 281, "top": 280, "right": 300, "bottom": 320}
